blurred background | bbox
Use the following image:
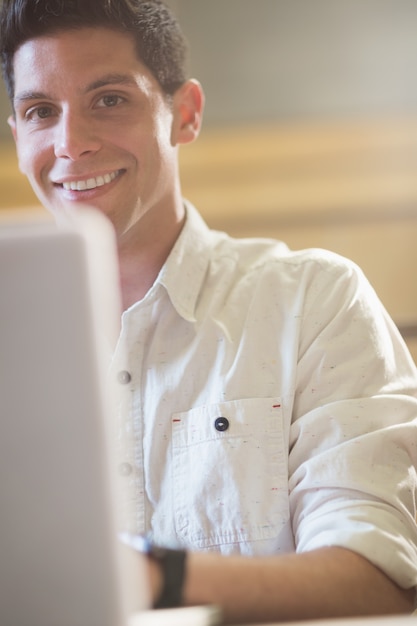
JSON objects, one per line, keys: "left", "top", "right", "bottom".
{"left": 1, "top": 0, "right": 417, "bottom": 357}
{"left": 2, "top": 0, "right": 417, "bottom": 132}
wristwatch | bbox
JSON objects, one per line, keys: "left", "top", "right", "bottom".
{"left": 144, "top": 541, "right": 188, "bottom": 609}
{"left": 120, "top": 533, "right": 187, "bottom": 609}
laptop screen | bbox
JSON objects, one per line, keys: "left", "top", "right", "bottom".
{"left": 0, "top": 208, "right": 148, "bottom": 626}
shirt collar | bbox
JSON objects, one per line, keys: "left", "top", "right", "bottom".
{"left": 158, "top": 201, "right": 213, "bottom": 322}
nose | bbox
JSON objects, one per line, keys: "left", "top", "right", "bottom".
{"left": 54, "top": 111, "right": 102, "bottom": 160}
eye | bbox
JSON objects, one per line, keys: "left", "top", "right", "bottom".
{"left": 96, "top": 94, "right": 125, "bottom": 108}
{"left": 25, "top": 105, "right": 55, "bottom": 121}
{"left": 37, "top": 106, "right": 53, "bottom": 119}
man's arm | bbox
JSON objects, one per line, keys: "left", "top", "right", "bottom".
{"left": 180, "top": 546, "right": 414, "bottom": 624}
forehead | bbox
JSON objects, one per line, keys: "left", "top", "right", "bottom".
{"left": 13, "top": 27, "right": 156, "bottom": 96}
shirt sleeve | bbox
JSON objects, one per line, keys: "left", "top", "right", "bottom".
{"left": 289, "top": 252, "right": 417, "bottom": 589}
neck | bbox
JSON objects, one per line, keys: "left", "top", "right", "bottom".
{"left": 117, "top": 202, "right": 186, "bottom": 311}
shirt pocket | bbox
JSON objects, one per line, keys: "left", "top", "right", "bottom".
{"left": 171, "top": 397, "right": 289, "bottom": 550}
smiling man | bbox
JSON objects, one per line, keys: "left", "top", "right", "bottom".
{"left": 5, "top": 12, "right": 203, "bottom": 308}
{"left": 1, "top": 1, "right": 417, "bottom": 624}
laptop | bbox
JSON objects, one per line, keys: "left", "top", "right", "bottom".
{"left": 0, "top": 207, "right": 220, "bottom": 626}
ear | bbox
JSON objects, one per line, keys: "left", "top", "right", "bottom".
{"left": 171, "top": 79, "right": 205, "bottom": 146}
{"left": 8, "top": 114, "right": 17, "bottom": 142}
{"left": 7, "top": 114, "right": 26, "bottom": 174}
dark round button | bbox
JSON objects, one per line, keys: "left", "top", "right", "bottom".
{"left": 214, "top": 417, "right": 230, "bottom": 432}
{"left": 117, "top": 370, "right": 132, "bottom": 385}
{"left": 118, "top": 462, "right": 133, "bottom": 476}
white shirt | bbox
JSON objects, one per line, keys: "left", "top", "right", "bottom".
{"left": 111, "top": 202, "right": 417, "bottom": 590}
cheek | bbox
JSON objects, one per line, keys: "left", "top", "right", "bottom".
{"left": 16, "top": 136, "right": 50, "bottom": 181}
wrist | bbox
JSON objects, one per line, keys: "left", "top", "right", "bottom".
{"left": 145, "top": 542, "right": 187, "bottom": 609}
{"left": 124, "top": 534, "right": 187, "bottom": 609}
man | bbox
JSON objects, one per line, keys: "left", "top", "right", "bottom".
{"left": 1, "top": 0, "right": 417, "bottom": 623}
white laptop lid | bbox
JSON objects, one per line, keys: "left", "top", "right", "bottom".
{"left": 0, "top": 208, "right": 148, "bottom": 626}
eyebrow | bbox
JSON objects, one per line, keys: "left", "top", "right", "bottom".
{"left": 85, "top": 73, "right": 138, "bottom": 92}
{"left": 14, "top": 73, "right": 138, "bottom": 107}
{"left": 14, "top": 91, "right": 50, "bottom": 106}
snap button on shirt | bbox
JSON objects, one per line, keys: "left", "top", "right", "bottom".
{"left": 214, "top": 417, "right": 230, "bottom": 432}
{"left": 118, "top": 462, "right": 133, "bottom": 476}
{"left": 118, "top": 370, "right": 132, "bottom": 385}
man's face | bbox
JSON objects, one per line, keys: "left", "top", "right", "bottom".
{"left": 9, "top": 27, "right": 182, "bottom": 240}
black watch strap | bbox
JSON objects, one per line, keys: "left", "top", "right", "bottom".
{"left": 118, "top": 533, "right": 187, "bottom": 610}
{"left": 145, "top": 542, "right": 187, "bottom": 609}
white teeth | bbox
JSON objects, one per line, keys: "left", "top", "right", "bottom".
{"left": 62, "top": 170, "right": 119, "bottom": 191}
{"left": 86, "top": 178, "right": 96, "bottom": 190}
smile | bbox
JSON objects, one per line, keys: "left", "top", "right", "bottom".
{"left": 61, "top": 170, "right": 122, "bottom": 191}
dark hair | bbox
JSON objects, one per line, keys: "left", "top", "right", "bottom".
{"left": 0, "top": 0, "right": 188, "bottom": 102}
